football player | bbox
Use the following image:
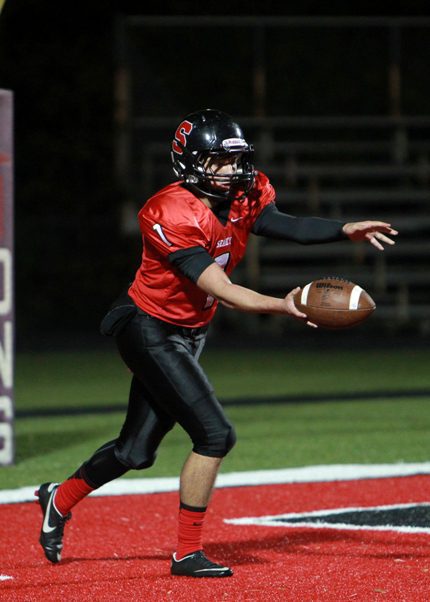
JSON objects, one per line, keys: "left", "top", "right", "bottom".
{"left": 36, "top": 109, "right": 397, "bottom": 576}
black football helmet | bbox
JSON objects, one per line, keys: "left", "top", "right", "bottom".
{"left": 171, "top": 109, "right": 255, "bottom": 201}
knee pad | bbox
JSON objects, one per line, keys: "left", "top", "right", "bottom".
{"left": 193, "top": 422, "right": 237, "bottom": 458}
{"left": 223, "top": 423, "right": 237, "bottom": 455}
{"left": 114, "top": 443, "right": 157, "bottom": 470}
{"left": 82, "top": 440, "right": 129, "bottom": 488}
{"left": 114, "top": 415, "right": 175, "bottom": 470}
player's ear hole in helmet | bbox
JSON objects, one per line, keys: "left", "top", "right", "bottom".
{"left": 171, "top": 109, "right": 255, "bottom": 201}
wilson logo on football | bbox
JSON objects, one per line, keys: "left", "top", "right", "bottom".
{"left": 172, "top": 120, "right": 193, "bottom": 155}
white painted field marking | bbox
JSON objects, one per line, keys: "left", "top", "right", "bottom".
{"left": 2, "top": 462, "right": 430, "bottom": 504}
{"left": 226, "top": 502, "right": 430, "bottom": 535}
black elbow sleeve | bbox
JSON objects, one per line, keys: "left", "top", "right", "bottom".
{"left": 168, "top": 247, "right": 215, "bottom": 283}
{"left": 253, "top": 203, "right": 347, "bottom": 244}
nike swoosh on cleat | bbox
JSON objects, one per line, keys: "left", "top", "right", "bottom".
{"left": 42, "top": 488, "right": 57, "bottom": 534}
{"left": 172, "top": 553, "right": 193, "bottom": 562}
{"left": 194, "top": 567, "right": 230, "bottom": 572}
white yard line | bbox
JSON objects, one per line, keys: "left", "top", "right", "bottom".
{"left": 2, "top": 461, "right": 430, "bottom": 505}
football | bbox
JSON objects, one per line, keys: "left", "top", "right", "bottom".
{"left": 294, "top": 277, "right": 376, "bottom": 329}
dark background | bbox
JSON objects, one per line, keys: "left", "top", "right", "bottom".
{"left": 1, "top": 1, "right": 430, "bottom": 348}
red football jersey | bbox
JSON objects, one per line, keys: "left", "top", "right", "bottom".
{"left": 128, "top": 171, "right": 275, "bottom": 327}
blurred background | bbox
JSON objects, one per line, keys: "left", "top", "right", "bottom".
{"left": 1, "top": 1, "right": 430, "bottom": 479}
{"left": 1, "top": 2, "right": 430, "bottom": 349}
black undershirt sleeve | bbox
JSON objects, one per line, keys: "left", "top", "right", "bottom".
{"left": 168, "top": 246, "right": 215, "bottom": 283}
{"left": 252, "top": 203, "right": 348, "bottom": 244}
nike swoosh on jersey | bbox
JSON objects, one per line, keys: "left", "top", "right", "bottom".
{"left": 42, "top": 485, "right": 58, "bottom": 533}
{"left": 230, "top": 217, "right": 243, "bottom": 222}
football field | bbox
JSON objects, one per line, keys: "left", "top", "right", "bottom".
{"left": 2, "top": 344, "right": 430, "bottom": 600}
{"left": 6, "top": 344, "right": 430, "bottom": 488}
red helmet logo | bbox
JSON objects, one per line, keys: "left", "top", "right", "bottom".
{"left": 172, "top": 120, "right": 193, "bottom": 155}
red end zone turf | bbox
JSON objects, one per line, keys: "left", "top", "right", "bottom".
{"left": 1, "top": 476, "right": 430, "bottom": 601}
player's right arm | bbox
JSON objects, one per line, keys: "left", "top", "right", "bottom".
{"left": 196, "top": 262, "right": 315, "bottom": 324}
{"left": 139, "top": 191, "right": 315, "bottom": 325}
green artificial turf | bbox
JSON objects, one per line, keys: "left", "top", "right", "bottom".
{"left": 3, "top": 396, "right": 430, "bottom": 489}
{"left": 15, "top": 347, "right": 430, "bottom": 411}
{"left": 3, "top": 347, "right": 429, "bottom": 489}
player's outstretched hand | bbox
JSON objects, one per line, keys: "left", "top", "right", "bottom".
{"left": 284, "top": 287, "right": 318, "bottom": 328}
{"left": 342, "top": 221, "right": 398, "bottom": 251}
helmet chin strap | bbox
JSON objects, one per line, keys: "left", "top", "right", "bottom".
{"left": 185, "top": 181, "right": 231, "bottom": 202}
{"left": 185, "top": 165, "right": 255, "bottom": 202}
{"left": 185, "top": 180, "right": 247, "bottom": 203}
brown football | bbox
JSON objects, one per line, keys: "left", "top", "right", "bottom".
{"left": 294, "top": 277, "right": 376, "bottom": 329}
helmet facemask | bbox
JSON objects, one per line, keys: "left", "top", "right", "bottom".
{"left": 188, "top": 148, "right": 255, "bottom": 201}
{"left": 171, "top": 110, "right": 255, "bottom": 202}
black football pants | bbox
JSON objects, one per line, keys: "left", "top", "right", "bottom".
{"left": 79, "top": 310, "right": 236, "bottom": 489}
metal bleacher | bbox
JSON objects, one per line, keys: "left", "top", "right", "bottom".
{"left": 114, "top": 16, "right": 430, "bottom": 335}
{"left": 131, "top": 115, "right": 430, "bottom": 332}
{"left": 247, "top": 117, "right": 430, "bottom": 331}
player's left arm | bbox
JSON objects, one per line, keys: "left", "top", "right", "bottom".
{"left": 252, "top": 204, "right": 397, "bottom": 250}
{"left": 252, "top": 204, "right": 347, "bottom": 244}
{"left": 342, "top": 221, "right": 398, "bottom": 251}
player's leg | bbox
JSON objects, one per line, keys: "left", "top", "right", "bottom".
{"left": 172, "top": 396, "right": 234, "bottom": 577}
{"left": 169, "top": 373, "right": 235, "bottom": 577}
{"left": 37, "top": 374, "right": 174, "bottom": 564}
{"left": 36, "top": 442, "right": 128, "bottom": 564}
{"left": 114, "top": 375, "right": 176, "bottom": 470}
{"left": 57, "top": 375, "right": 175, "bottom": 500}
{"left": 116, "top": 316, "right": 235, "bottom": 576}
{"left": 180, "top": 451, "right": 222, "bottom": 507}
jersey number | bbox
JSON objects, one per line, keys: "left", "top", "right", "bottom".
{"left": 204, "top": 252, "right": 230, "bottom": 310}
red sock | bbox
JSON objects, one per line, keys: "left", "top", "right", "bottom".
{"left": 176, "top": 503, "right": 207, "bottom": 560}
{"left": 54, "top": 474, "right": 94, "bottom": 516}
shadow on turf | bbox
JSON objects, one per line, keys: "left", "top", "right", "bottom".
{"left": 15, "top": 427, "right": 112, "bottom": 462}
{"left": 58, "top": 553, "right": 171, "bottom": 566}
{"left": 51, "top": 530, "right": 430, "bottom": 567}
{"left": 203, "top": 530, "right": 430, "bottom": 562}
